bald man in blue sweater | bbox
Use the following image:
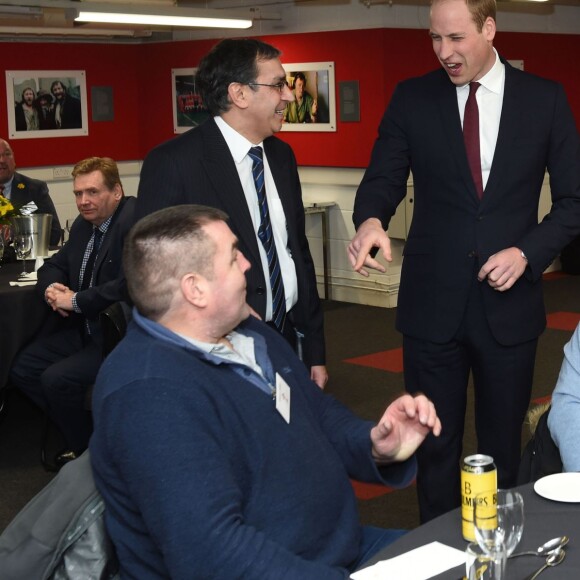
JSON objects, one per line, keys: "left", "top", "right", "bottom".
{"left": 90, "top": 205, "right": 441, "bottom": 579}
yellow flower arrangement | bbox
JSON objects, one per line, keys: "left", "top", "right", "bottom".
{"left": 0, "top": 194, "right": 18, "bottom": 224}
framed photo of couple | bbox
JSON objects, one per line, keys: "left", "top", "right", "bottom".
{"left": 6, "top": 70, "right": 88, "bottom": 139}
{"left": 281, "top": 61, "right": 336, "bottom": 132}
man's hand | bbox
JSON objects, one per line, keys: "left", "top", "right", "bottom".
{"left": 370, "top": 394, "right": 441, "bottom": 464}
{"left": 45, "top": 283, "right": 75, "bottom": 317}
{"left": 477, "top": 247, "right": 527, "bottom": 292}
{"left": 311, "top": 365, "right": 328, "bottom": 389}
{"left": 347, "top": 218, "right": 391, "bottom": 277}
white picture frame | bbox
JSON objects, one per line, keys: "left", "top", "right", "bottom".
{"left": 6, "top": 70, "right": 88, "bottom": 139}
{"left": 281, "top": 61, "right": 336, "bottom": 132}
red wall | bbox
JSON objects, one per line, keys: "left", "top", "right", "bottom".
{"left": 2, "top": 28, "right": 579, "bottom": 169}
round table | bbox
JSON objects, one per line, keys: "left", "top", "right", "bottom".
{"left": 364, "top": 482, "right": 579, "bottom": 579}
{"left": 0, "top": 261, "right": 48, "bottom": 389}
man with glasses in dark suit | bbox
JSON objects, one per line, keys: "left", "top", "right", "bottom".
{"left": 135, "top": 38, "right": 328, "bottom": 389}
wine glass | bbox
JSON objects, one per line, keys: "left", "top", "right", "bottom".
{"left": 474, "top": 489, "right": 524, "bottom": 579}
{"left": 13, "top": 234, "right": 33, "bottom": 276}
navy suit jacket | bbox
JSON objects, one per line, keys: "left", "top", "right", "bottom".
{"left": 38, "top": 196, "right": 136, "bottom": 325}
{"left": 10, "top": 172, "right": 62, "bottom": 246}
{"left": 135, "top": 118, "right": 325, "bottom": 367}
{"left": 354, "top": 61, "right": 580, "bottom": 346}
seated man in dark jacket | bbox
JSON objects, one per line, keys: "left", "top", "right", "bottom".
{"left": 0, "top": 138, "right": 61, "bottom": 246}
{"left": 90, "top": 205, "right": 441, "bottom": 579}
{"left": 10, "top": 157, "right": 135, "bottom": 465}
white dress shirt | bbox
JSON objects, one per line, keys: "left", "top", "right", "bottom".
{"left": 214, "top": 116, "right": 298, "bottom": 321}
{"left": 457, "top": 49, "right": 505, "bottom": 191}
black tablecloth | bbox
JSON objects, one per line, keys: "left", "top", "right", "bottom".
{"left": 0, "top": 262, "right": 48, "bottom": 389}
{"left": 364, "top": 483, "right": 578, "bottom": 579}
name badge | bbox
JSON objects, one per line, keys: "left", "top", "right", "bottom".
{"left": 275, "top": 373, "right": 291, "bottom": 424}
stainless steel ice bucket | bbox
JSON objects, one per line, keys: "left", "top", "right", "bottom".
{"left": 10, "top": 214, "right": 53, "bottom": 258}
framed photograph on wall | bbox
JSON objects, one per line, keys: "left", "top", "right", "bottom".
{"left": 6, "top": 70, "right": 88, "bottom": 139}
{"left": 172, "top": 68, "right": 210, "bottom": 134}
{"left": 281, "top": 62, "right": 336, "bottom": 132}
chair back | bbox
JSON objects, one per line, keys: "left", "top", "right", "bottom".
{"left": 517, "top": 403, "right": 563, "bottom": 484}
{"left": 100, "top": 302, "right": 132, "bottom": 359}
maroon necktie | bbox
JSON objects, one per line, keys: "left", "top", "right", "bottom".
{"left": 463, "top": 82, "right": 483, "bottom": 199}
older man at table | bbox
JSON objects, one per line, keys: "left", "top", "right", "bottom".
{"left": 0, "top": 138, "right": 61, "bottom": 246}
{"left": 10, "top": 157, "right": 135, "bottom": 466}
{"left": 90, "top": 205, "right": 442, "bottom": 579}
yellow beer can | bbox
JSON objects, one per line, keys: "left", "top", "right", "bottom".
{"left": 461, "top": 454, "right": 497, "bottom": 541}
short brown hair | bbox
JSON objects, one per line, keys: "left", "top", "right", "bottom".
{"left": 431, "top": 0, "right": 496, "bottom": 32}
{"left": 124, "top": 205, "right": 229, "bottom": 320}
{"left": 72, "top": 157, "right": 123, "bottom": 192}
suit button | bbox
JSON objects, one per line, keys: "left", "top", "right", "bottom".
{"left": 477, "top": 216, "right": 484, "bottom": 221}
{"left": 256, "top": 286, "right": 265, "bottom": 295}
{"left": 467, "top": 250, "right": 478, "bottom": 258}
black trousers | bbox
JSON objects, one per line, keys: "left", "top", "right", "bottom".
{"left": 10, "top": 325, "right": 102, "bottom": 452}
{"left": 403, "top": 275, "right": 537, "bottom": 523}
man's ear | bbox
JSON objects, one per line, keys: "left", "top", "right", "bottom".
{"left": 181, "top": 272, "right": 207, "bottom": 308}
{"left": 113, "top": 183, "right": 123, "bottom": 201}
{"left": 227, "top": 82, "right": 249, "bottom": 110}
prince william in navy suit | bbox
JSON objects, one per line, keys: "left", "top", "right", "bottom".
{"left": 349, "top": 0, "right": 580, "bottom": 521}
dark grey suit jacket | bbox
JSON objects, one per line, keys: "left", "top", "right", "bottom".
{"left": 10, "top": 172, "right": 62, "bottom": 246}
{"left": 135, "top": 119, "right": 325, "bottom": 368}
{"left": 354, "top": 60, "right": 580, "bottom": 346}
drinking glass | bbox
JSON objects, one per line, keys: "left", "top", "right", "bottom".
{"left": 0, "top": 232, "right": 4, "bottom": 268}
{"left": 474, "top": 489, "right": 524, "bottom": 579}
{"left": 466, "top": 542, "right": 503, "bottom": 580}
{"left": 13, "top": 234, "right": 33, "bottom": 276}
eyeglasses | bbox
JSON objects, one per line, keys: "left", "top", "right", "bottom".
{"left": 247, "top": 80, "right": 289, "bottom": 93}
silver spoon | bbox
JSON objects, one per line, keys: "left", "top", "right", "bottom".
{"left": 526, "top": 549, "right": 566, "bottom": 580}
{"left": 510, "top": 536, "right": 569, "bottom": 558}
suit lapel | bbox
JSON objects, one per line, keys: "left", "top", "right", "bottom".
{"left": 10, "top": 173, "right": 25, "bottom": 205}
{"left": 435, "top": 74, "right": 481, "bottom": 204}
{"left": 93, "top": 197, "right": 126, "bottom": 276}
{"left": 200, "top": 120, "right": 262, "bottom": 265}
{"left": 481, "top": 62, "right": 521, "bottom": 205}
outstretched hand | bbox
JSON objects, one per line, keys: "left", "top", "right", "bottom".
{"left": 347, "top": 218, "right": 391, "bottom": 277}
{"left": 370, "top": 394, "right": 441, "bottom": 464}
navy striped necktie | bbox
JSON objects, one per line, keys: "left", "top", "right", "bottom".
{"left": 248, "top": 146, "right": 286, "bottom": 330}
{"left": 463, "top": 82, "right": 484, "bottom": 199}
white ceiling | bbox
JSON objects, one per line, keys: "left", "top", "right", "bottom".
{"left": 0, "top": 0, "right": 578, "bottom": 42}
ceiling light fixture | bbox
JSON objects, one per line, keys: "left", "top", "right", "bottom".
{"left": 74, "top": 3, "right": 253, "bottom": 29}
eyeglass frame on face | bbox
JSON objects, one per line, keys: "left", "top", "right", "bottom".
{"left": 247, "top": 80, "right": 289, "bottom": 93}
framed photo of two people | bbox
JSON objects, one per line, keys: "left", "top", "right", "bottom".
{"left": 6, "top": 70, "right": 88, "bottom": 139}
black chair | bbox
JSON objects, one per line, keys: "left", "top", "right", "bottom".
{"left": 41, "top": 302, "right": 132, "bottom": 471}
{"left": 517, "top": 402, "right": 563, "bottom": 484}
{"left": 100, "top": 301, "right": 133, "bottom": 360}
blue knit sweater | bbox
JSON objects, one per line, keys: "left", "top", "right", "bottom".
{"left": 90, "top": 312, "right": 416, "bottom": 579}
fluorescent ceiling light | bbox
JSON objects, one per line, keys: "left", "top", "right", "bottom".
{"left": 75, "top": 4, "right": 253, "bottom": 29}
